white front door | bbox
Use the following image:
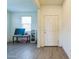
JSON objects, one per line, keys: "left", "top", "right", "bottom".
{"left": 45, "top": 15, "right": 59, "bottom": 46}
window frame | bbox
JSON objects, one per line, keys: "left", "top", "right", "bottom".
{"left": 21, "top": 16, "right": 32, "bottom": 32}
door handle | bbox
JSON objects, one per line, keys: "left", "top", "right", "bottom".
{"left": 44, "top": 32, "right": 46, "bottom": 33}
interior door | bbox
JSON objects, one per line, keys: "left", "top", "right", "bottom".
{"left": 45, "top": 15, "right": 59, "bottom": 46}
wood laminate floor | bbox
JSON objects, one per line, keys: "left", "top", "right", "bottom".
{"left": 7, "top": 43, "right": 69, "bottom": 59}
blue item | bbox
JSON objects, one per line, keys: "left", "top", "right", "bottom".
{"left": 14, "top": 28, "right": 25, "bottom": 35}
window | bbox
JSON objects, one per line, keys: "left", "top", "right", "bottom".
{"left": 21, "top": 16, "right": 31, "bottom": 32}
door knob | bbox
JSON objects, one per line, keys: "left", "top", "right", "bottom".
{"left": 44, "top": 32, "right": 46, "bottom": 33}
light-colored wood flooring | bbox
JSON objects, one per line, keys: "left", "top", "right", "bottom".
{"left": 7, "top": 43, "right": 69, "bottom": 59}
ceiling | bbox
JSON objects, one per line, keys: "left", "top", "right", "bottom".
{"left": 7, "top": 0, "right": 64, "bottom": 12}
{"left": 39, "top": 0, "right": 64, "bottom": 5}
{"left": 7, "top": 0, "right": 37, "bottom": 12}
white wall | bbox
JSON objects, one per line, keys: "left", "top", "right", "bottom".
{"left": 39, "top": 6, "right": 62, "bottom": 47}
{"left": 9, "top": 12, "right": 37, "bottom": 41}
{"left": 7, "top": 11, "right": 12, "bottom": 42}
{"left": 60, "top": 0, "right": 71, "bottom": 58}
{"left": 37, "top": 9, "right": 41, "bottom": 47}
